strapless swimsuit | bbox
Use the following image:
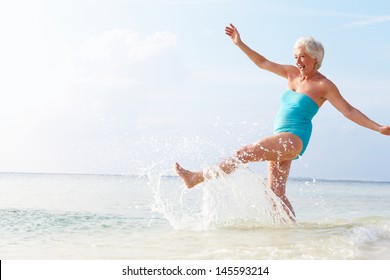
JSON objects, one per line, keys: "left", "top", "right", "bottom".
{"left": 274, "top": 89, "right": 319, "bottom": 156}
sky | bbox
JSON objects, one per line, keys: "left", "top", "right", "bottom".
{"left": 0, "top": 0, "right": 389, "bottom": 181}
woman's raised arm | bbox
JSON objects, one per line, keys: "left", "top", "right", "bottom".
{"left": 225, "top": 23, "right": 296, "bottom": 79}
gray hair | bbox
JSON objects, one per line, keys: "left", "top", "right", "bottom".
{"left": 294, "top": 37, "right": 324, "bottom": 69}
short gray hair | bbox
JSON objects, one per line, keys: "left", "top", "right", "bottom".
{"left": 294, "top": 37, "right": 324, "bottom": 69}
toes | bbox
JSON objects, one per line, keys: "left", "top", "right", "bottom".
{"left": 175, "top": 162, "right": 182, "bottom": 172}
{"left": 175, "top": 163, "right": 186, "bottom": 175}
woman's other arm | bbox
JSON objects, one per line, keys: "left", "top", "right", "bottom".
{"left": 325, "top": 84, "right": 390, "bottom": 135}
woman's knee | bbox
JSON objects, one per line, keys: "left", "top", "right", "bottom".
{"left": 234, "top": 145, "right": 262, "bottom": 163}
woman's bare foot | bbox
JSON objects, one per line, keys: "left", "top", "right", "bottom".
{"left": 175, "top": 162, "right": 204, "bottom": 188}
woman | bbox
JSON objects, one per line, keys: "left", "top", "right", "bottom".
{"left": 175, "top": 23, "right": 390, "bottom": 218}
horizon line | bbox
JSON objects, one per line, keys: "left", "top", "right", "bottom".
{"left": 0, "top": 171, "right": 389, "bottom": 184}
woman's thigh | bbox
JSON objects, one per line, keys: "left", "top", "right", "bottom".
{"left": 235, "top": 132, "right": 303, "bottom": 162}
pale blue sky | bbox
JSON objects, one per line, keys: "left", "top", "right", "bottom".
{"left": 0, "top": 0, "right": 389, "bottom": 180}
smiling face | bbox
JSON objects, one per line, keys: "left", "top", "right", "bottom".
{"left": 294, "top": 46, "right": 318, "bottom": 75}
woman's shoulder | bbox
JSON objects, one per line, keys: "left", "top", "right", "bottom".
{"left": 317, "top": 75, "right": 342, "bottom": 99}
{"left": 317, "top": 74, "right": 338, "bottom": 90}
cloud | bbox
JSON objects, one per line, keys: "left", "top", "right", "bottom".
{"left": 298, "top": 10, "right": 390, "bottom": 28}
{"left": 341, "top": 14, "right": 390, "bottom": 28}
{"left": 79, "top": 29, "right": 177, "bottom": 63}
{"left": 61, "top": 29, "right": 180, "bottom": 134}
{"left": 75, "top": 28, "right": 178, "bottom": 92}
{"left": 264, "top": 6, "right": 390, "bottom": 29}
{"left": 0, "top": 26, "right": 180, "bottom": 173}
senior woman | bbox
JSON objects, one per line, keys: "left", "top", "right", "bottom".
{"left": 175, "top": 24, "right": 390, "bottom": 219}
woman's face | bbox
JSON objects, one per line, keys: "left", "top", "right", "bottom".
{"left": 294, "top": 46, "right": 318, "bottom": 75}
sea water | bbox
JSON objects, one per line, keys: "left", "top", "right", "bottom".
{"left": 1, "top": 170, "right": 390, "bottom": 260}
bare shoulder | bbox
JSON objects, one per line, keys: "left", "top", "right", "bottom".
{"left": 319, "top": 76, "right": 353, "bottom": 112}
{"left": 319, "top": 75, "right": 340, "bottom": 98}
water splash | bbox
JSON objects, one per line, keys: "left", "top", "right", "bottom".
{"left": 148, "top": 166, "right": 294, "bottom": 230}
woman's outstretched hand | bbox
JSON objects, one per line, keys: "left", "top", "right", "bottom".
{"left": 225, "top": 23, "right": 241, "bottom": 45}
{"left": 379, "top": 125, "right": 390, "bottom": 135}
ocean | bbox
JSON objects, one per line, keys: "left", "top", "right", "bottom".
{"left": 1, "top": 168, "right": 390, "bottom": 260}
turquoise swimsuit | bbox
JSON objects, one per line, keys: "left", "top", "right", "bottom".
{"left": 274, "top": 89, "right": 319, "bottom": 156}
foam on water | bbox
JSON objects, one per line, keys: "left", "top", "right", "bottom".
{"left": 148, "top": 166, "right": 293, "bottom": 230}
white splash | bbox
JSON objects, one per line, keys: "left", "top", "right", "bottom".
{"left": 148, "top": 166, "right": 294, "bottom": 230}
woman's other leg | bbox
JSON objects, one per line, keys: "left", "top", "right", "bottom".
{"left": 268, "top": 160, "right": 296, "bottom": 219}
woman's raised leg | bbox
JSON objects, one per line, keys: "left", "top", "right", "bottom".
{"left": 176, "top": 132, "right": 302, "bottom": 188}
